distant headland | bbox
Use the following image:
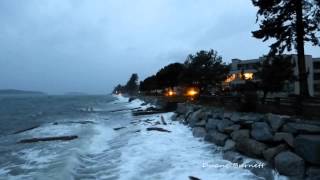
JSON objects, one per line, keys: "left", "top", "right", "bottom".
{"left": 0, "top": 89, "right": 46, "bottom": 95}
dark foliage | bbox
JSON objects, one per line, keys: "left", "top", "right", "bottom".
{"left": 139, "top": 50, "right": 229, "bottom": 94}
{"left": 252, "top": 0, "right": 320, "bottom": 97}
{"left": 155, "top": 63, "right": 185, "bottom": 89}
{"left": 112, "top": 84, "right": 124, "bottom": 94}
{"left": 256, "top": 56, "right": 295, "bottom": 102}
{"left": 139, "top": 75, "right": 159, "bottom": 92}
{"left": 124, "top": 73, "right": 139, "bottom": 95}
{"left": 180, "top": 50, "right": 229, "bottom": 94}
{"left": 112, "top": 73, "right": 139, "bottom": 95}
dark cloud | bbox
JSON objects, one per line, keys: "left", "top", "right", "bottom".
{"left": 0, "top": 0, "right": 319, "bottom": 94}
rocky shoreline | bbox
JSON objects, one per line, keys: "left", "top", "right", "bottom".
{"left": 138, "top": 96, "right": 320, "bottom": 180}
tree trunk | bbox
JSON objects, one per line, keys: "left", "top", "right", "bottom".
{"left": 262, "top": 90, "right": 268, "bottom": 104}
{"left": 295, "top": 0, "right": 310, "bottom": 97}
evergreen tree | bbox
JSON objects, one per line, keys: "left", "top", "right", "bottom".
{"left": 155, "top": 63, "right": 185, "bottom": 89}
{"left": 139, "top": 75, "right": 159, "bottom": 92}
{"left": 124, "top": 73, "right": 139, "bottom": 95}
{"left": 112, "top": 84, "right": 124, "bottom": 94}
{"left": 256, "top": 56, "right": 295, "bottom": 103}
{"left": 181, "top": 50, "right": 229, "bottom": 94}
{"left": 252, "top": 0, "right": 320, "bottom": 97}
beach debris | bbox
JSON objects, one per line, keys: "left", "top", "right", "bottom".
{"left": 146, "top": 127, "right": 171, "bottom": 133}
{"left": 189, "top": 176, "right": 201, "bottom": 180}
{"left": 128, "top": 97, "right": 136, "bottom": 102}
{"left": 18, "top": 135, "right": 78, "bottom": 143}
{"left": 132, "top": 108, "right": 167, "bottom": 116}
{"left": 53, "top": 121, "right": 95, "bottom": 125}
{"left": 13, "top": 125, "right": 40, "bottom": 134}
{"left": 161, "top": 115, "right": 167, "bottom": 125}
{"left": 109, "top": 107, "right": 141, "bottom": 113}
{"left": 113, "top": 127, "right": 126, "bottom": 131}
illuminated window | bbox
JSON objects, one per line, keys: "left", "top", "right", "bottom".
{"left": 225, "top": 74, "right": 236, "bottom": 83}
{"left": 243, "top": 73, "right": 254, "bottom": 80}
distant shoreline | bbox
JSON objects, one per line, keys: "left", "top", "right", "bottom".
{"left": 0, "top": 89, "right": 46, "bottom": 96}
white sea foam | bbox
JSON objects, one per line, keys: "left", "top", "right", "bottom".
{"left": 117, "top": 97, "right": 288, "bottom": 180}
{"left": 118, "top": 113, "right": 253, "bottom": 180}
{"left": 86, "top": 124, "right": 115, "bottom": 154}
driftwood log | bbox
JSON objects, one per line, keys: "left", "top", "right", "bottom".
{"left": 146, "top": 127, "right": 171, "bottom": 133}
{"left": 18, "top": 135, "right": 78, "bottom": 143}
{"left": 13, "top": 125, "right": 40, "bottom": 134}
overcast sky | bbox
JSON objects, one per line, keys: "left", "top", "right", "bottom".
{"left": 0, "top": 0, "right": 319, "bottom": 94}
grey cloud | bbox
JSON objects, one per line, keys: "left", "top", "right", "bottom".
{"left": 0, "top": 0, "right": 319, "bottom": 94}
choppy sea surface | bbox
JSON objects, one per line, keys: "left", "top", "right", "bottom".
{"left": 0, "top": 94, "right": 287, "bottom": 180}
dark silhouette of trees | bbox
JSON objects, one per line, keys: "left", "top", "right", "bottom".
{"left": 139, "top": 63, "right": 184, "bottom": 92}
{"left": 155, "top": 63, "right": 185, "bottom": 89}
{"left": 139, "top": 75, "right": 159, "bottom": 92}
{"left": 124, "top": 73, "right": 139, "bottom": 95}
{"left": 256, "top": 56, "right": 295, "bottom": 103}
{"left": 252, "top": 0, "right": 320, "bottom": 97}
{"left": 113, "top": 73, "right": 139, "bottom": 95}
{"left": 181, "top": 50, "right": 229, "bottom": 94}
{"left": 112, "top": 84, "right": 124, "bottom": 94}
{"left": 139, "top": 50, "right": 229, "bottom": 95}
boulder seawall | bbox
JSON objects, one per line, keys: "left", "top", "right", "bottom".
{"left": 172, "top": 102, "right": 320, "bottom": 180}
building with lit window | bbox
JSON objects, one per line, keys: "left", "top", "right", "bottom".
{"left": 314, "top": 58, "right": 320, "bottom": 97}
{"left": 225, "top": 54, "right": 320, "bottom": 97}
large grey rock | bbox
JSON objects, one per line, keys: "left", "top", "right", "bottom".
{"left": 235, "top": 138, "right": 267, "bottom": 158}
{"left": 306, "top": 176, "right": 320, "bottom": 180}
{"left": 223, "top": 124, "right": 240, "bottom": 134}
{"left": 216, "top": 119, "right": 233, "bottom": 133}
{"left": 188, "top": 109, "right": 207, "bottom": 127}
{"left": 239, "top": 114, "right": 262, "bottom": 122}
{"left": 176, "top": 103, "right": 192, "bottom": 114}
{"left": 172, "top": 113, "right": 186, "bottom": 122}
{"left": 223, "top": 151, "right": 243, "bottom": 164}
{"left": 205, "top": 118, "right": 219, "bottom": 131}
{"left": 251, "top": 122, "right": 273, "bottom": 141}
{"left": 192, "top": 127, "right": 207, "bottom": 138}
{"left": 273, "top": 132, "right": 294, "bottom": 147}
{"left": 231, "top": 129, "right": 250, "bottom": 141}
{"left": 238, "top": 120, "right": 255, "bottom": 129}
{"left": 266, "top": 114, "right": 285, "bottom": 132}
{"left": 213, "top": 110, "right": 224, "bottom": 120}
{"left": 294, "top": 135, "right": 320, "bottom": 165}
{"left": 223, "top": 112, "right": 233, "bottom": 120}
{"left": 244, "top": 161, "right": 274, "bottom": 180}
{"left": 263, "top": 144, "right": 287, "bottom": 162}
{"left": 194, "top": 119, "right": 206, "bottom": 127}
{"left": 204, "top": 130, "right": 228, "bottom": 146}
{"left": 282, "top": 123, "right": 320, "bottom": 134}
{"left": 222, "top": 139, "right": 236, "bottom": 152}
{"left": 306, "top": 166, "right": 320, "bottom": 177}
{"left": 274, "top": 151, "right": 305, "bottom": 177}
{"left": 230, "top": 113, "right": 241, "bottom": 122}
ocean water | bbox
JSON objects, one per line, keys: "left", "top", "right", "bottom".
{"left": 0, "top": 95, "right": 286, "bottom": 180}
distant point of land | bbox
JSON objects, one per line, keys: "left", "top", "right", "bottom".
{"left": 0, "top": 89, "right": 46, "bottom": 95}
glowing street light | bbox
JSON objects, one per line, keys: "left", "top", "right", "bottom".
{"left": 186, "top": 88, "right": 199, "bottom": 97}
{"left": 165, "top": 89, "right": 176, "bottom": 97}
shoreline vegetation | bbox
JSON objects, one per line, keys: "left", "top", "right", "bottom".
{"left": 128, "top": 94, "right": 320, "bottom": 180}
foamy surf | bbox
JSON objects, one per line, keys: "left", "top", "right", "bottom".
{"left": 114, "top": 95, "right": 287, "bottom": 180}
{"left": 0, "top": 95, "right": 288, "bottom": 180}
